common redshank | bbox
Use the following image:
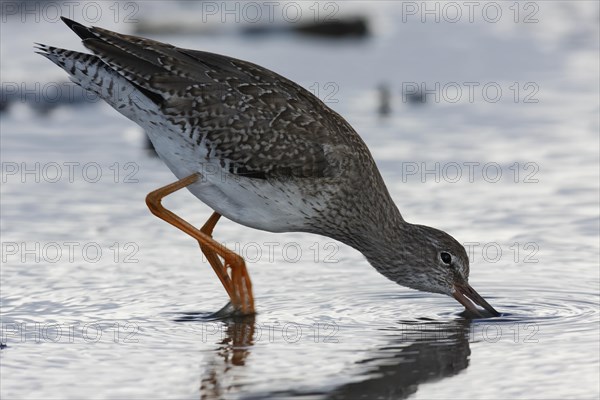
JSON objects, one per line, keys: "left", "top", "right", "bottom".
{"left": 36, "top": 18, "right": 499, "bottom": 318}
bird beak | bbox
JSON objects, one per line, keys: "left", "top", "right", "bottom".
{"left": 453, "top": 282, "right": 500, "bottom": 317}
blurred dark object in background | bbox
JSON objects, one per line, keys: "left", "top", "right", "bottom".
{"left": 243, "top": 16, "right": 369, "bottom": 38}
{"left": 377, "top": 84, "right": 391, "bottom": 116}
{"left": 238, "top": 16, "right": 369, "bottom": 39}
{"left": 0, "top": 96, "right": 9, "bottom": 113}
{"left": 404, "top": 89, "right": 427, "bottom": 105}
{"left": 294, "top": 16, "right": 369, "bottom": 38}
{"left": 134, "top": 12, "right": 369, "bottom": 39}
{"left": 0, "top": 79, "right": 160, "bottom": 156}
{"left": 0, "top": 80, "right": 96, "bottom": 115}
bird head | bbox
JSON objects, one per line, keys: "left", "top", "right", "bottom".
{"left": 388, "top": 224, "right": 500, "bottom": 317}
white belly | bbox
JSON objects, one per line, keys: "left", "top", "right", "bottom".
{"left": 146, "top": 128, "right": 320, "bottom": 233}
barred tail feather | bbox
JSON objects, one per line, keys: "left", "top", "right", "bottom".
{"left": 34, "top": 43, "right": 158, "bottom": 122}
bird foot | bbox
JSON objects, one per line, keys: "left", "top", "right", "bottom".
{"left": 209, "top": 301, "right": 256, "bottom": 320}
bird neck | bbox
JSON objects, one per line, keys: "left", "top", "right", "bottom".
{"left": 359, "top": 217, "right": 411, "bottom": 268}
{"left": 357, "top": 219, "right": 428, "bottom": 291}
{"left": 336, "top": 196, "right": 408, "bottom": 265}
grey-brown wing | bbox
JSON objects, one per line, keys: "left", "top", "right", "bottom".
{"left": 61, "top": 17, "right": 352, "bottom": 179}
{"left": 163, "top": 78, "right": 346, "bottom": 179}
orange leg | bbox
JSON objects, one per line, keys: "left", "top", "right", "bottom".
{"left": 199, "top": 211, "right": 255, "bottom": 314}
{"left": 145, "top": 173, "right": 255, "bottom": 315}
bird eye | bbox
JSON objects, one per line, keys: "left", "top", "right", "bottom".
{"left": 440, "top": 252, "right": 452, "bottom": 265}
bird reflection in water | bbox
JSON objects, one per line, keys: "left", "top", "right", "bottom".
{"left": 194, "top": 317, "right": 474, "bottom": 399}
{"left": 197, "top": 314, "right": 256, "bottom": 398}
{"left": 328, "top": 320, "right": 471, "bottom": 399}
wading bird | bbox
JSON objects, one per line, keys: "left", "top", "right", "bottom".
{"left": 37, "top": 17, "right": 499, "bottom": 318}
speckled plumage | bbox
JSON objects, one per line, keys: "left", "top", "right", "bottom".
{"left": 36, "top": 18, "right": 397, "bottom": 242}
{"left": 37, "top": 18, "right": 499, "bottom": 317}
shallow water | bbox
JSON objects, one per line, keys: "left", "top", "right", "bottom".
{"left": 1, "top": 1, "right": 599, "bottom": 399}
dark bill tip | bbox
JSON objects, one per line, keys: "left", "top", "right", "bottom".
{"left": 453, "top": 283, "right": 500, "bottom": 318}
